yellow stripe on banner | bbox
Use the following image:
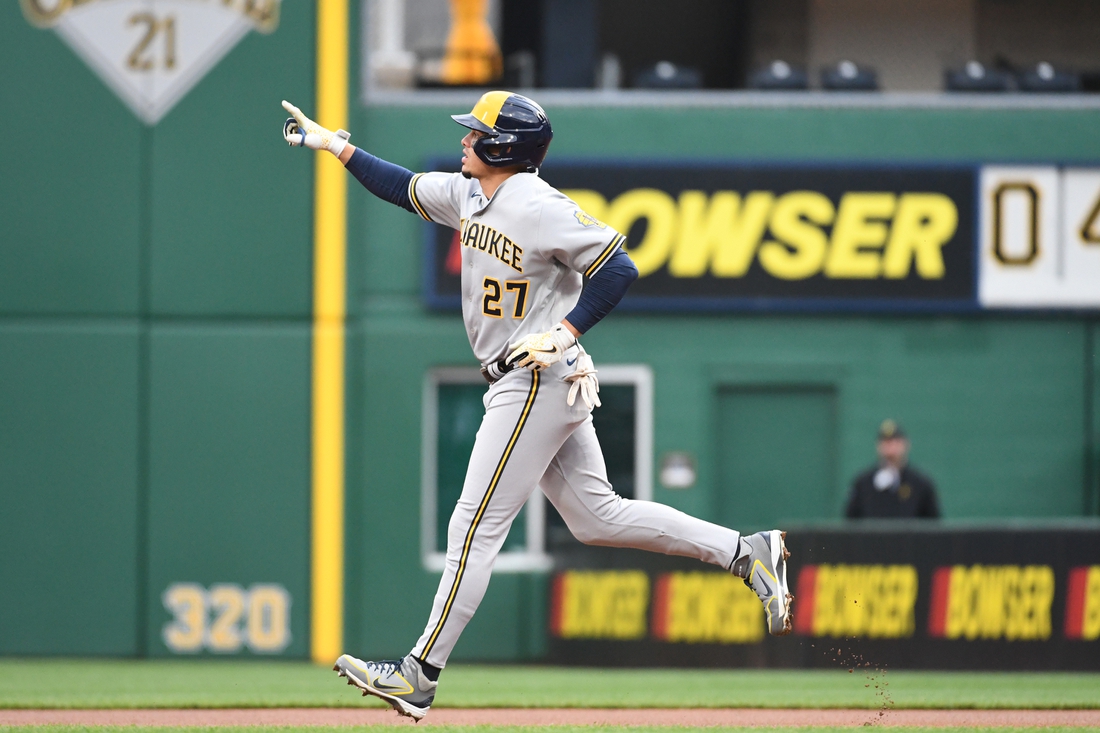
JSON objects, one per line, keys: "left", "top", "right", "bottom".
{"left": 311, "top": 0, "right": 348, "bottom": 666}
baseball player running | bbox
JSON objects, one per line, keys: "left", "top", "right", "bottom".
{"left": 282, "top": 91, "right": 792, "bottom": 720}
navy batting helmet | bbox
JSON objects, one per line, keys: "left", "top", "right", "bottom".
{"left": 451, "top": 91, "right": 552, "bottom": 172}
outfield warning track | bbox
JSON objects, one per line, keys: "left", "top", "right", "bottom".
{"left": 1, "top": 708, "right": 1098, "bottom": 727}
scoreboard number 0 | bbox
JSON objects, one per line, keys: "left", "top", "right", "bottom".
{"left": 162, "top": 582, "right": 292, "bottom": 654}
{"left": 991, "top": 182, "right": 1040, "bottom": 266}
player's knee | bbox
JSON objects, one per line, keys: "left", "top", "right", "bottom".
{"left": 445, "top": 503, "right": 478, "bottom": 547}
{"left": 576, "top": 497, "right": 634, "bottom": 544}
{"left": 558, "top": 494, "right": 625, "bottom": 544}
{"left": 569, "top": 523, "right": 601, "bottom": 545}
{"left": 568, "top": 514, "right": 617, "bottom": 545}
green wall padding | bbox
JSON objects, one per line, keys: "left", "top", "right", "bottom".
{"left": 145, "top": 325, "right": 310, "bottom": 657}
{"left": 0, "top": 325, "right": 141, "bottom": 654}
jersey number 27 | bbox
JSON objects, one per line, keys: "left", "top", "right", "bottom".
{"left": 482, "top": 278, "right": 529, "bottom": 319}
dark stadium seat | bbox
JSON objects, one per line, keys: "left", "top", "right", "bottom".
{"left": 820, "top": 60, "right": 878, "bottom": 91}
{"left": 944, "top": 61, "right": 1012, "bottom": 91}
{"left": 747, "top": 60, "right": 809, "bottom": 90}
{"left": 1017, "top": 62, "right": 1081, "bottom": 92}
{"left": 632, "top": 61, "right": 703, "bottom": 89}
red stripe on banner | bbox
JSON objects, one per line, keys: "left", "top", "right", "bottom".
{"left": 446, "top": 231, "right": 462, "bottom": 275}
{"left": 927, "top": 566, "right": 953, "bottom": 638}
{"left": 650, "top": 573, "right": 672, "bottom": 640}
{"left": 548, "top": 572, "right": 566, "bottom": 637}
{"left": 1064, "top": 566, "right": 1089, "bottom": 640}
{"left": 793, "top": 565, "right": 817, "bottom": 636}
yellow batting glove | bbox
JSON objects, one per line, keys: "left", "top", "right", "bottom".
{"left": 506, "top": 324, "right": 576, "bottom": 371}
{"left": 281, "top": 100, "right": 350, "bottom": 156}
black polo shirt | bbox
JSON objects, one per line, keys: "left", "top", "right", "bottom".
{"left": 844, "top": 464, "right": 940, "bottom": 519}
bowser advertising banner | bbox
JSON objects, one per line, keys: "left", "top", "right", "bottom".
{"left": 545, "top": 526, "right": 1100, "bottom": 670}
{"left": 423, "top": 161, "right": 1100, "bottom": 312}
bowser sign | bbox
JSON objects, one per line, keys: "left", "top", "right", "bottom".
{"left": 424, "top": 160, "right": 1100, "bottom": 313}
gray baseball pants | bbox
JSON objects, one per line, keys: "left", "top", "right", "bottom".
{"left": 411, "top": 355, "right": 742, "bottom": 667}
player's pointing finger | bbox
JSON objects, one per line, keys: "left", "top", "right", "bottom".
{"left": 281, "top": 100, "right": 306, "bottom": 122}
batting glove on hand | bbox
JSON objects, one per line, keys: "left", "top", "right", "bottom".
{"left": 506, "top": 324, "right": 576, "bottom": 371}
{"left": 565, "top": 345, "right": 601, "bottom": 408}
{"left": 282, "top": 100, "right": 350, "bottom": 156}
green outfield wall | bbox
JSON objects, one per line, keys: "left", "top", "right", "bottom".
{"left": 0, "top": 1, "right": 315, "bottom": 657}
{"left": 1, "top": 1, "right": 1097, "bottom": 661}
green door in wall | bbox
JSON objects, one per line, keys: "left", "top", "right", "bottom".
{"left": 437, "top": 383, "right": 527, "bottom": 552}
{"left": 715, "top": 387, "right": 837, "bottom": 530}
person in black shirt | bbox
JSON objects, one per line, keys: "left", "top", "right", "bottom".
{"left": 845, "top": 420, "right": 940, "bottom": 519}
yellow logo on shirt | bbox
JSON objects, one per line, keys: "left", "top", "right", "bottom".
{"left": 574, "top": 210, "right": 608, "bottom": 229}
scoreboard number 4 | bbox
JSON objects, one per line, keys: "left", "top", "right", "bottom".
{"left": 162, "top": 582, "right": 291, "bottom": 654}
{"left": 1080, "top": 194, "right": 1100, "bottom": 245}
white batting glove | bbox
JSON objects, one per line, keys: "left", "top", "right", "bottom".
{"left": 506, "top": 324, "right": 576, "bottom": 371}
{"left": 565, "top": 345, "right": 601, "bottom": 408}
{"left": 281, "top": 100, "right": 350, "bottom": 156}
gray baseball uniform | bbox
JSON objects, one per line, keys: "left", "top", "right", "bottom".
{"left": 407, "top": 170, "right": 743, "bottom": 667}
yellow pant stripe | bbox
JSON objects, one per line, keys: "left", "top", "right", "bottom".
{"left": 422, "top": 370, "right": 540, "bottom": 657}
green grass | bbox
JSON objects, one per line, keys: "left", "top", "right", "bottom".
{"left": 2, "top": 729, "right": 1099, "bottom": 733}
{"left": 0, "top": 660, "right": 1097, "bottom": 709}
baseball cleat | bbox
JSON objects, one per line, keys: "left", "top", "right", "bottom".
{"left": 732, "top": 529, "right": 794, "bottom": 636}
{"left": 334, "top": 654, "right": 436, "bottom": 720}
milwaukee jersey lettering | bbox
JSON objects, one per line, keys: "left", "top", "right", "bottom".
{"left": 410, "top": 171, "right": 625, "bottom": 364}
{"left": 459, "top": 219, "right": 524, "bottom": 273}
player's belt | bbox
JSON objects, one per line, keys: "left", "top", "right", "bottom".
{"left": 480, "top": 358, "right": 516, "bottom": 384}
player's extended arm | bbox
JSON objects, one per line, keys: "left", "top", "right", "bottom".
{"left": 282, "top": 100, "right": 417, "bottom": 213}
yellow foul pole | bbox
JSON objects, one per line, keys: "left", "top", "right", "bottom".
{"left": 311, "top": 0, "right": 348, "bottom": 665}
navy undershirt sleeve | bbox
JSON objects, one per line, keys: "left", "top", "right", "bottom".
{"left": 565, "top": 247, "right": 638, "bottom": 335}
{"left": 345, "top": 148, "right": 415, "bottom": 213}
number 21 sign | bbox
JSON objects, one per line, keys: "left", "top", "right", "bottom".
{"left": 20, "top": 0, "right": 280, "bottom": 125}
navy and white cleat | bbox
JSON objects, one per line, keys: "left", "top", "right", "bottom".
{"left": 732, "top": 529, "right": 794, "bottom": 635}
{"left": 334, "top": 654, "right": 436, "bottom": 720}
